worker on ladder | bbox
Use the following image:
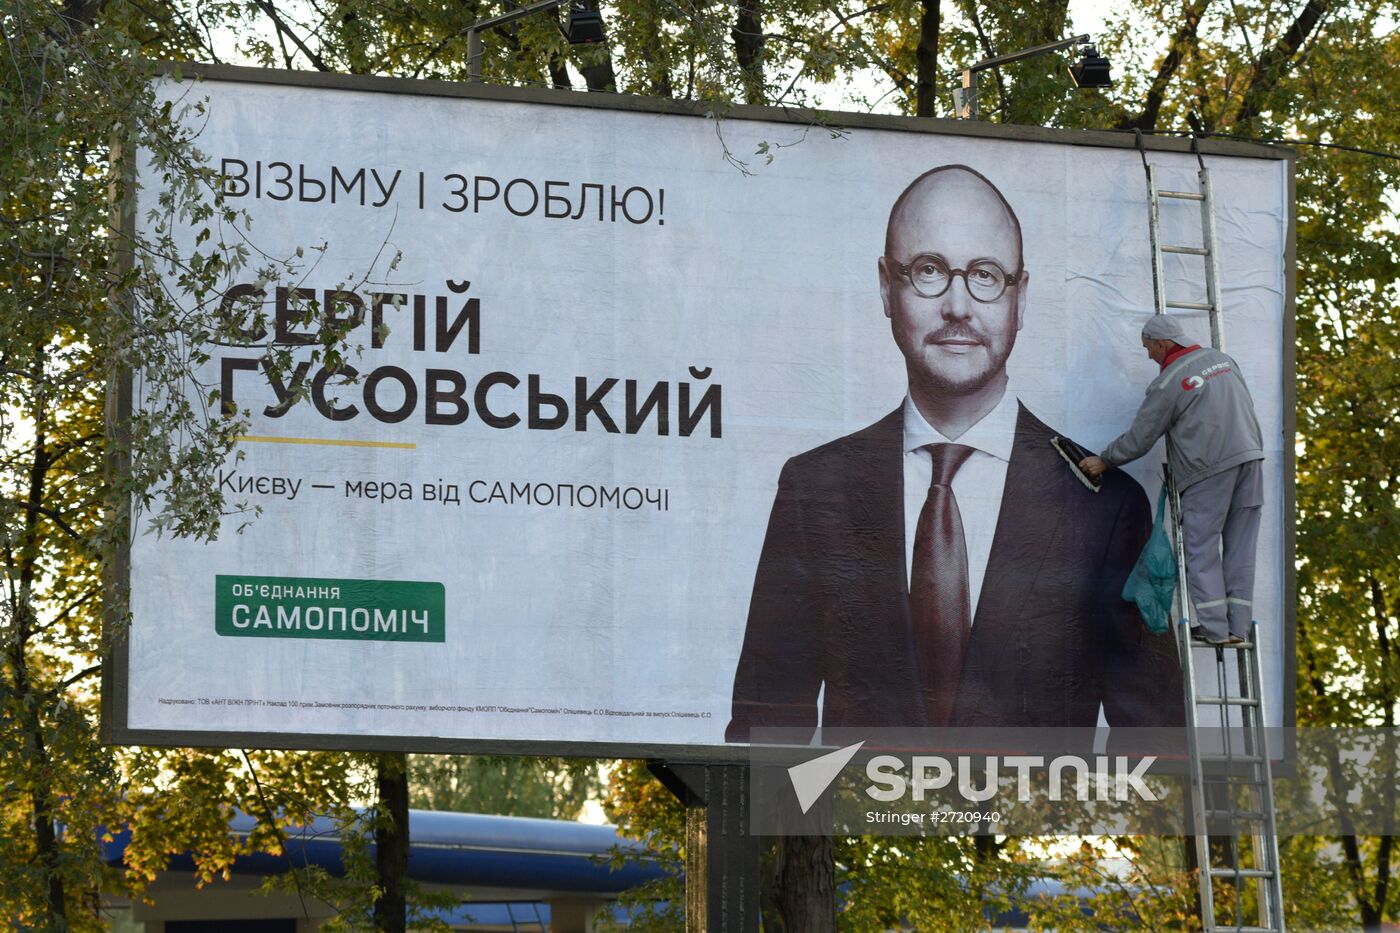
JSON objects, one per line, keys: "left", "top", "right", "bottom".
{"left": 1078, "top": 315, "right": 1265, "bottom": 647}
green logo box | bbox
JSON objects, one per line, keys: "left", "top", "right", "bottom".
{"left": 214, "top": 575, "right": 445, "bottom": 642}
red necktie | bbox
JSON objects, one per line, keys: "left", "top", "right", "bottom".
{"left": 910, "top": 442, "right": 975, "bottom": 727}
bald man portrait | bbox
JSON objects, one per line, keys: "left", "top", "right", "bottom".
{"left": 726, "top": 164, "right": 1184, "bottom": 742}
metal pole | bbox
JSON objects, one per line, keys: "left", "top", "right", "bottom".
{"left": 966, "top": 32, "right": 1090, "bottom": 73}
{"left": 956, "top": 33, "right": 1091, "bottom": 119}
{"left": 468, "top": 28, "right": 483, "bottom": 83}
{"left": 958, "top": 69, "right": 978, "bottom": 119}
{"left": 465, "top": 0, "right": 571, "bottom": 84}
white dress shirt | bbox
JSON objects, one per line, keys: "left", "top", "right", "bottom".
{"left": 902, "top": 388, "right": 1020, "bottom": 623}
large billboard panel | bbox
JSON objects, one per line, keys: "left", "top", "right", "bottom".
{"left": 109, "top": 66, "right": 1294, "bottom": 757}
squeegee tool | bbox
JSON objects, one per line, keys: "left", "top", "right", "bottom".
{"left": 1050, "top": 436, "right": 1101, "bottom": 492}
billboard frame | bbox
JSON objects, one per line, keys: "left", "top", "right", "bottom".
{"left": 102, "top": 61, "right": 1297, "bottom": 764}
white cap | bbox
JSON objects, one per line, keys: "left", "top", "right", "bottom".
{"left": 1141, "top": 315, "right": 1187, "bottom": 342}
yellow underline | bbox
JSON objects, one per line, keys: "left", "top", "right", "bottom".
{"left": 237, "top": 435, "right": 416, "bottom": 450}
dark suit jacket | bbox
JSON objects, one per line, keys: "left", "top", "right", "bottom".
{"left": 726, "top": 403, "right": 1185, "bottom": 742}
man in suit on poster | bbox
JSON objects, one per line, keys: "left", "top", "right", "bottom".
{"left": 726, "top": 164, "right": 1183, "bottom": 743}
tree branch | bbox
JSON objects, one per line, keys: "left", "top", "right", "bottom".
{"left": 251, "top": 0, "right": 332, "bottom": 72}
{"left": 49, "top": 663, "right": 102, "bottom": 697}
{"left": 1376, "top": 831, "right": 1394, "bottom": 928}
{"left": 26, "top": 587, "right": 99, "bottom": 640}
{"left": 1369, "top": 574, "right": 1395, "bottom": 728}
{"left": 46, "top": 431, "right": 102, "bottom": 466}
{"left": 57, "top": 0, "right": 106, "bottom": 34}
{"left": 830, "top": 4, "right": 912, "bottom": 97}
{"left": 1231, "top": 0, "right": 1330, "bottom": 127}
{"left": 1370, "top": 572, "right": 1397, "bottom": 918}
{"left": 1322, "top": 729, "right": 1374, "bottom": 921}
{"left": 1118, "top": 0, "right": 1211, "bottom": 131}
{"left": 239, "top": 751, "right": 316, "bottom": 923}
{"left": 5, "top": 498, "right": 82, "bottom": 542}
{"left": 961, "top": 0, "right": 1007, "bottom": 121}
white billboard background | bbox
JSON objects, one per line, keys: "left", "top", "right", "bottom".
{"left": 124, "top": 76, "right": 1291, "bottom": 748}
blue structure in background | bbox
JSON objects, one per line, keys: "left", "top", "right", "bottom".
{"left": 101, "top": 809, "right": 668, "bottom": 931}
{"left": 100, "top": 809, "right": 1080, "bottom": 930}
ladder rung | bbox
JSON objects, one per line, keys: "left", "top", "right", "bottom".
{"left": 1209, "top": 867, "right": 1275, "bottom": 879}
{"left": 1209, "top": 928, "right": 1277, "bottom": 933}
{"left": 1162, "top": 245, "right": 1209, "bottom": 256}
{"left": 1196, "top": 695, "right": 1260, "bottom": 706}
{"left": 1206, "top": 809, "right": 1266, "bottom": 821}
{"left": 1204, "top": 767, "right": 1271, "bottom": 784}
{"left": 1166, "top": 299, "right": 1215, "bottom": 311}
{"left": 1191, "top": 639, "right": 1255, "bottom": 650}
{"left": 1159, "top": 189, "right": 1205, "bottom": 201}
{"left": 1201, "top": 754, "right": 1267, "bottom": 764}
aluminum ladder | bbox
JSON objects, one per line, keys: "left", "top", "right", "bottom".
{"left": 1143, "top": 147, "right": 1286, "bottom": 933}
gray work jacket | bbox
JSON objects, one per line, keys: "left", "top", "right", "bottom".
{"left": 1101, "top": 346, "right": 1264, "bottom": 490}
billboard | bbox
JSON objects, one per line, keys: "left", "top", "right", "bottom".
{"left": 107, "top": 65, "right": 1294, "bottom": 758}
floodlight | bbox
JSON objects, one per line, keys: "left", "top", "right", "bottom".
{"left": 1069, "top": 46, "right": 1113, "bottom": 89}
{"left": 955, "top": 33, "right": 1114, "bottom": 119}
{"left": 468, "top": 0, "right": 608, "bottom": 82}
{"left": 562, "top": 4, "right": 606, "bottom": 44}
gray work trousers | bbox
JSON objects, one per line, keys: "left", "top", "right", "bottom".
{"left": 1180, "top": 459, "right": 1264, "bottom": 639}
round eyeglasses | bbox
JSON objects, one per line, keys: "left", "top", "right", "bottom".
{"left": 890, "top": 254, "right": 1023, "bottom": 302}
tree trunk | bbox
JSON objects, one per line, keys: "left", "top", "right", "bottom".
{"left": 579, "top": 0, "right": 617, "bottom": 91}
{"left": 545, "top": 9, "right": 572, "bottom": 89}
{"left": 13, "top": 351, "right": 67, "bottom": 928}
{"left": 375, "top": 753, "right": 410, "bottom": 933}
{"left": 774, "top": 835, "right": 835, "bottom": 932}
{"left": 732, "top": 0, "right": 764, "bottom": 105}
{"left": 915, "top": 0, "right": 940, "bottom": 117}
{"left": 24, "top": 693, "right": 67, "bottom": 927}
{"left": 547, "top": 52, "right": 572, "bottom": 89}
{"left": 1360, "top": 891, "right": 1382, "bottom": 931}
{"left": 579, "top": 57, "right": 617, "bottom": 92}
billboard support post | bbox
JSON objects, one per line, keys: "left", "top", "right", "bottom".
{"left": 648, "top": 762, "right": 761, "bottom": 932}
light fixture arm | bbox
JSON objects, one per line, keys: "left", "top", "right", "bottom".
{"left": 468, "top": 0, "right": 572, "bottom": 83}
{"left": 955, "top": 33, "right": 1092, "bottom": 120}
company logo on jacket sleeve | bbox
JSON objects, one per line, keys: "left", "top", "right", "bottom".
{"left": 1183, "top": 360, "right": 1234, "bottom": 390}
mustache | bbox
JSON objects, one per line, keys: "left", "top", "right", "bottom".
{"left": 924, "top": 324, "right": 986, "bottom": 345}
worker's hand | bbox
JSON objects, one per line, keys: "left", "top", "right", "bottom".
{"left": 1079, "top": 456, "right": 1109, "bottom": 479}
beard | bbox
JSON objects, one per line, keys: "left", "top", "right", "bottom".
{"left": 909, "top": 325, "right": 1015, "bottom": 396}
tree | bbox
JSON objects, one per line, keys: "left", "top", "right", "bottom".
{"left": 1, "top": 4, "right": 234, "bottom": 924}
{"left": 1, "top": 3, "right": 381, "bottom": 928}
{"left": 596, "top": 760, "right": 686, "bottom": 932}
{"left": 409, "top": 754, "right": 603, "bottom": 820}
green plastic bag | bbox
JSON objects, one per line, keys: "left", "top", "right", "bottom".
{"left": 1123, "top": 486, "right": 1178, "bottom": 634}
